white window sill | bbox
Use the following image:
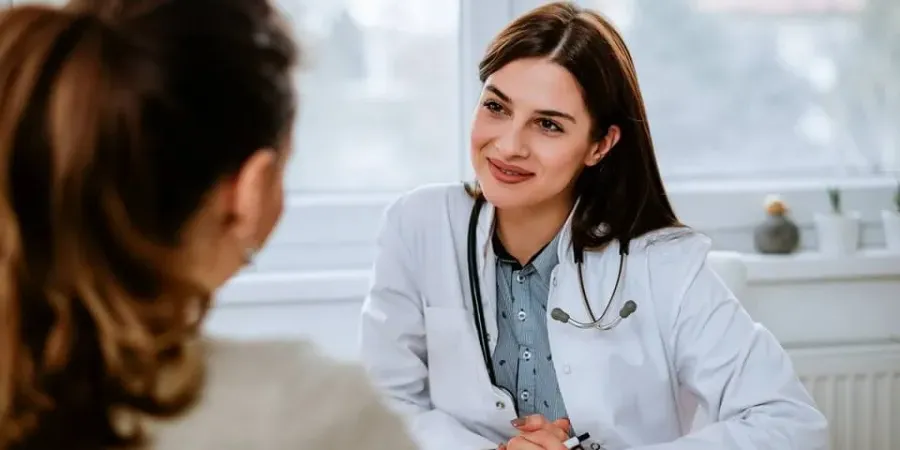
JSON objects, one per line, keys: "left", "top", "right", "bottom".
{"left": 742, "top": 249, "right": 900, "bottom": 283}
{"left": 216, "top": 269, "right": 371, "bottom": 306}
{"left": 216, "top": 249, "right": 900, "bottom": 306}
{"left": 253, "top": 176, "right": 898, "bottom": 272}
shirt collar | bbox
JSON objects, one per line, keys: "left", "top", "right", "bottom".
{"left": 492, "top": 230, "right": 561, "bottom": 283}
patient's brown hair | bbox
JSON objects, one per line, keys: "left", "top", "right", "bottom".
{"left": 0, "top": 0, "right": 296, "bottom": 448}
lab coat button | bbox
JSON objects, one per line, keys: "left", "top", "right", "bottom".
{"left": 495, "top": 401, "right": 505, "bottom": 410}
{"left": 563, "top": 364, "right": 571, "bottom": 374}
{"left": 552, "top": 277, "right": 558, "bottom": 286}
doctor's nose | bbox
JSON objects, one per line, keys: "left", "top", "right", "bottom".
{"left": 492, "top": 129, "right": 528, "bottom": 158}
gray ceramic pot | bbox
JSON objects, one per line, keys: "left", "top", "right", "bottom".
{"left": 753, "top": 214, "right": 800, "bottom": 254}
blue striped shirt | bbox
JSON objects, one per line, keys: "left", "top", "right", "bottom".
{"left": 491, "top": 232, "right": 569, "bottom": 422}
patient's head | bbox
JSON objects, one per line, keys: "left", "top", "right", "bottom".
{"left": 0, "top": 0, "right": 297, "bottom": 446}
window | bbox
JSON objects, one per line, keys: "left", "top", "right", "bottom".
{"left": 561, "top": 0, "right": 900, "bottom": 180}
{"left": 279, "top": 0, "right": 463, "bottom": 192}
{"left": 254, "top": 0, "right": 513, "bottom": 272}
{"left": 6, "top": 0, "right": 896, "bottom": 278}
{"left": 257, "top": 0, "right": 899, "bottom": 274}
{"left": 281, "top": 0, "right": 900, "bottom": 195}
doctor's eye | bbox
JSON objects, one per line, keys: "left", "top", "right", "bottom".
{"left": 536, "top": 118, "right": 563, "bottom": 134}
{"left": 482, "top": 100, "right": 506, "bottom": 115}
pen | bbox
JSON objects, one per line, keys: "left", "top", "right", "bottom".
{"left": 563, "top": 432, "right": 590, "bottom": 450}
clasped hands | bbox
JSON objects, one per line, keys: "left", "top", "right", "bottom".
{"left": 498, "top": 414, "right": 572, "bottom": 450}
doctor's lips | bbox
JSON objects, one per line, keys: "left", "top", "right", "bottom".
{"left": 487, "top": 158, "right": 534, "bottom": 184}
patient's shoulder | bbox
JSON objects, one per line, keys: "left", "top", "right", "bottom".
{"left": 151, "top": 338, "right": 416, "bottom": 449}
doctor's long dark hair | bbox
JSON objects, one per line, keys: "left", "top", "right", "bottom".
{"left": 470, "top": 1, "right": 681, "bottom": 254}
{"left": 0, "top": 1, "right": 296, "bottom": 448}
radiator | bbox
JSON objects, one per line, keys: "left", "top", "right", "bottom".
{"left": 789, "top": 342, "right": 900, "bottom": 450}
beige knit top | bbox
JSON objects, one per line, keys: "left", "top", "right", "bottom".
{"left": 144, "top": 339, "right": 418, "bottom": 450}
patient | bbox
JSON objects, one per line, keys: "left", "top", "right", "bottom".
{"left": 0, "top": 0, "right": 415, "bottom": 448}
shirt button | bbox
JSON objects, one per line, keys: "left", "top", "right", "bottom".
{"left": 522, "top": 350, "right": 532, "bottom": 361}
{"left": 516, "top": 273, "right": 526, "bottom": 283}
{"left": 496, "top": 401, "right": 506, "bottom": 410}
{"left": 520, "top": 390, "right": 530, "bottom": 401}
{"left": 590, "top": 443, "right": 602, "bottom": 450}
{"left": 517, "top": 310, "right": 527, "bottom": 321}
{"left": 563, "top": 364, "right": 572, "bottom": 374}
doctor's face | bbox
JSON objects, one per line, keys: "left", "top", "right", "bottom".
{"left": 470, "top": 58, "right": 604, "bottom": 211}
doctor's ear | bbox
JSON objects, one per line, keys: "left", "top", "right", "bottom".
{"left": 585, "top": 125, "right": 621, "bottom": 167}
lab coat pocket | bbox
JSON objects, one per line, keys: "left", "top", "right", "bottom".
{"left": 423, "top": 306, "right": 495, "bottom": 417}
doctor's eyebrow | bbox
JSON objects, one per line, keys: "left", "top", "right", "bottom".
{"left": 486, "top": 85, "right": 512, "bottom": 103}
{"left": 485, "top": 84, "right": 577, "bottom": 124}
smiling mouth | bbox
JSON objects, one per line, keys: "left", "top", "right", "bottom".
{"left": 487, "top": 158, "right": 535, "bottom": 184}
{"left": 497, "top": 166, "right": 526, "bottom": 176}
{"left": 488, "top": 158, "right": 532, "bottom": 176}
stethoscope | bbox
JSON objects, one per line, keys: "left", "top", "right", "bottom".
{"left": 467, "top": 195, "right": 638, "bottom": 387}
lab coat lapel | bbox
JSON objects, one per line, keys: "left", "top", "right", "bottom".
{"left": 475, "top": 197, "right": 579, "bottom": 359}
{"left": 548, "top": 203, "right": 620, "bottom": 438}
{"left": 475, "top": 201, "right": 499, "bottom": 354}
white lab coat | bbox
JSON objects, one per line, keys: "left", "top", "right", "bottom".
{"left": 359, "top": 183, "right": 828, "bottom": 450}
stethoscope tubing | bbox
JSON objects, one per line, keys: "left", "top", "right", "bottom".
{"left": 466, "top": 195, "right": 632, "bottom": 387}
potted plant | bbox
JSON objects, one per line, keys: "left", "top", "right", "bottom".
{"left": 882, "top": 181, "right": 900, "bottom": 252}
{"left": 813, "top": 186, "right": 861, "bottom": 255}
{"left": 753, "top": 194, "right": 800, "bottom": 254}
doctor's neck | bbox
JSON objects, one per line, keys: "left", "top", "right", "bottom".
{"left": 494, "top": 196, "right": 574, "bottom": 264}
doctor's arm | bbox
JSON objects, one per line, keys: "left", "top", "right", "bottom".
{"left": 634, "top": 257, "right": 829, "bottom": 450}
{"left": 358, "top": 200, "right": 500, "bottom": 450}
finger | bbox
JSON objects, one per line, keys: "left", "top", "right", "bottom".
{"left": 526, "top": 424, "right": 569, "bottom": 443}
{"left": 519, "top": 429, "right": 568, "bottom": 450}
{"left": 505, "top": 435, "right": 544, "bottom": 450}
{"left": 511, "top": 414, "right": 551, "bottom": 432}
{"left": 551, "top": 418, "right": 571, "bottom": 433}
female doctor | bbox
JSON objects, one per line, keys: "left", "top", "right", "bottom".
{"left": 359, "top": 2, "right": 828, "bottom": 449}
